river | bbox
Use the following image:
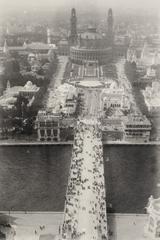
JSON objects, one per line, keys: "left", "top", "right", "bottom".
{"left": 0, "top": 145, "right": 160, "bottom": 213}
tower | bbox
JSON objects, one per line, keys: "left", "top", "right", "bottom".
{"left": 152, "top": 51, "right": 160, "bottom": 65}
{"left": 69, "top": 8, "right": 78, "bottom": 45}
{"left": 6, "top": 80, "right": 11, "bottom": 90}
{"left": 3, "top": 39, "right": 9, "bottom": 55}
{"left": 2, "top": 39, "right": 10, "bottom": 60}
{"left": 23, "top": 41, "right": 28, "bottom": 49}
{"left": 107, "top": 8, "right": 113, "bottom": 34}
{"left": 47, "top": 28, "right": 51, "bottom": 45}
{"left": 141, "top": 41, "right": 148, "bottom": 60}
{"left": 107, "top": 8, "right": 114, "bottom": 45}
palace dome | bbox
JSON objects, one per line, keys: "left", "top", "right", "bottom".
{"left": 80, "top": 27, "right": 103, "bottom": 40}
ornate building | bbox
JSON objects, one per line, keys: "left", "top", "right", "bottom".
{"left": 36, "top": 111, "right": 75, "bottom": 141}
{"left": 0, "top": 37, "right": 57, "bottom": 59}
{"left": 36, "top": 7, "right": 132, "bottom": 142}
{"left": 70, "top": 26, "right": 112, "bottom": 65}
{"left": 57, "top": 7, "right": 128, "bottom": 58}
{"left": 144, "top": 196, "right": 160, "bottom": 239}
{"left": 122, "top": 113, "right": 151, "bottom": 142}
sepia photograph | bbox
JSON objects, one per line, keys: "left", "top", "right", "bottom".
{"left": 0, "top": 0, "right": 160, "bottom": 239}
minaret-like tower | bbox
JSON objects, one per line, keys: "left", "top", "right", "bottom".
{"left": 6, "top": 80, "right": 11, "bottom": 90}
{"left": 47, "top": 28, "right": 51, "bottom": 44}
{"left": 3, "top": 39, "right": 9, "bottom": 55}
{"left": 23, "top": 41, "right": 28, "bottom": 49}
{"left": 3, "top": 39, "right": 10, "bottom": 60}
{"left": 107, "top": 8, "right": 114, "bottom": 45}
{"left": 69, "top": 8, "right": 78, "bottom": 45}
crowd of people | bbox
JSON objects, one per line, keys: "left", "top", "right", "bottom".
{"left": 60, "top": 118, "right": 108, "bottom": 240}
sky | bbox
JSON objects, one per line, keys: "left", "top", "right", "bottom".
{"left": 0, "top": 0, "right": 160, "bottom": 10}
{"left": 0, "top": 0, "right": 160, "bottom": 22}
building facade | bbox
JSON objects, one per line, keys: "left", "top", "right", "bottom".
{"left": 122, "top": 113, "right": 151, "bottom": 142}
{"left": 70, "top": 27, "right": 112, "bottom": 65}
{"left": 36, "top": 111, "right": 75, "bottom": 141}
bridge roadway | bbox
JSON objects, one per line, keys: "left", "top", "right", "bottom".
{"left": 60, "top": 118, "right": 108, "bottom": 240}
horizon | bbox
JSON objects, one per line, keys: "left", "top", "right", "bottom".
{"left": 0, "top": 0, "right": 160, "bottom": 13}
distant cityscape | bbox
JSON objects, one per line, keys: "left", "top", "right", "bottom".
{"left": 0, "top": 7, "right": 159, "bottom": 143}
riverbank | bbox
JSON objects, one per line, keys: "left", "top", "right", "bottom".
{"left": 0, "top": 140, "right": 160, "bottom": 146}
{"left": 0, "top": 211, "right": 148, "bottom": 240}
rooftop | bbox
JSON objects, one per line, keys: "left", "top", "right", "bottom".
{"left": 80, "top": 31, "right": 103, "bottom": 40}
{"left": 21, "top": 81, "right": 40, "bottom": 92}
{"left": 0, "top": 42, "right": 56, "bottom": 52}
{"left": 0, "top": 95, "right": 17, "bottom": 109}
{"left": 123, "top": 114, "right": 151, "bottom": 126}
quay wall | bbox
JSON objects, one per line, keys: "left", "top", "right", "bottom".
{"left": 0, "top": 141, "right": 160, "bottom": 146}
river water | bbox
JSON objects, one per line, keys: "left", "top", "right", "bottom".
{"left": 0, "top": 145, "right": 160, "bottom": 213}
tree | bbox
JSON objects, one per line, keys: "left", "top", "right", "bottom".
{"left": 14, "top": 95, "right": 29, "bottom": 119}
